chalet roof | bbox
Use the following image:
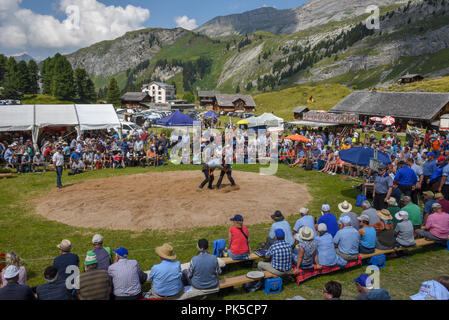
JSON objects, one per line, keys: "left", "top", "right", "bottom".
{"left": 398, "top": 74, "right": 423, "bottom": 79}
{"left": 215, "top": 94, "right": 256, "bottom": 107}
{"left": 292, "top": 106, "right": 309, "bottom": 113}
{"left": 329, "top": 91, "right": 449, "bottom": 121}
{"left": 198, "top": 90, "right": 221, "bottom": 97}
{"left": 121, "top": 92, "right": 150, "bottom": 102}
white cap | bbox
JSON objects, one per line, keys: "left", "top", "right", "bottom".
{"left": 299, "top": 208, "right": 309, "bottom": 215}
{"left": 317, "top": 223, "right": 327, "bottom": 232}
{"left": 339, "top": 215, "right": 351, "bottom": 225}
{"left": 321, "top": 204, "right": 331, "bottom": 212}
{"left": 3, "top": 265, "right": 19, "bottom": 279}
{"left": 92, "top": 234, "right": 104, "bottom": 244}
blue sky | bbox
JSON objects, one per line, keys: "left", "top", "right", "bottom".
{"left": 0, "top": 0, "right": 307, "bottom": 59}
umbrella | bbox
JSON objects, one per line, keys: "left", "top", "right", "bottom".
{"left": 237, "top": 119, "right": 248, "bottom": 125}
{"left": 285, "top": 135, "right": 310, "bottom": 143}
{"left": 382, "top": 116, "right": 395, "bottom": 126}
{"left": 370, "top": 117, "right": 382, "bottom": 122}
{"left": 339, "top": 147, "right": 391, "bottom": 167}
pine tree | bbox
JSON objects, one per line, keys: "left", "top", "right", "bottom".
{"left": 2, "top": 57, "right": 22, "bottom": 99}
{"left": 27, "top": 60, "right": 39, "bottom": 94}
{"left": 236, "top": 84, "right": 240, "bottom": 93}
{"left": 51, "top": 54, "right": 75, "bottom": 101}
{"left": 40, "top": 57, "right": 54, "bottom": 95}
{"left": 74, "top": 68, "right": 89, "bottom": 102}
{"left": 106, "top": 78, "right": 121, "bottom": 107}
{"left": 16, "top": 60, "right": 31, "bottom": 94}
{"left": 0, "top": 54, "right": 7, "bottom": 84}
{"left": 85, "top": 78, "right": 97, "bottom": 103}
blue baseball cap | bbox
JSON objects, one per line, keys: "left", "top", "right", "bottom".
{"left": 354, "top": 274, "right": 374, "bottom": 289}
{"left": 410, "top": 280, "right": 449, "bottom": 300}
{"left": 230, "top": 214, "right": 243, "bottom": 222}
{"left": 427, "top": 152, "right": 435, "bottom": 158}
{"left": 113, "top": 247, "right": 128, "bottom": 258}
{"left": 274, "top": 229, "right": 285, "bottom": 239}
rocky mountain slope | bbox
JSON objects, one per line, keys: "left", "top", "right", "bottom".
{"left": 64, "top": 0, "right": 449, "bottom": 95}
{"left": 195, "top": 0, "right": 405, "bottom": 37}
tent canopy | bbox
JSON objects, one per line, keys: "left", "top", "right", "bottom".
{"left": 247, "top": 113, "right": 284, "bottom": 128}
{"left": 156, "top": 110, "right": 194, "bottom": 127}
{"left": 0, "top": 105, "right": 35, "bottom": 132}
{"left": 203, "top": 110, "right": 218, "bottom": 120}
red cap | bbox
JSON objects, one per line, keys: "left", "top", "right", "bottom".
{"left": 437, "top": 156, "right": 446, "bottom": 163}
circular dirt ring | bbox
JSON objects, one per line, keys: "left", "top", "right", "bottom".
{"left": 34, "top": 170, "right": 311, "bottom": 231}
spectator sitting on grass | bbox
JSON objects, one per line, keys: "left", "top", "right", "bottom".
{"left": 317, "top": 204, "right": 339, "bottom": 238}
{"left": 149, "top": 243, "right": 184, "bottom": 300}
{"left": 292, "top": 208, "right": 316, "bottom": 238}
{"left": 292, "top": 227, "right": 317, "bottom": 272}
{"left": 0, "top": 266, "right": 35, "bottom": 300}
{"left": 1, "top": 251, "right": 27, "bottom": 288}
{"left": 354, "top": 274, "right": 392, "bottom": 300}
{"left": 35, "top": 266, "right": 71, "bottom": 300}
{"left": 182, "top": 239, "right": 221, "bottom": 291}
{"left": 77, "top": 252, "right": 111, "bottom": 300}
{"left": 323, "top": 281, "right": 342, "bottom": 300}
{"left": 257, "top": 229, "right": 294, "bottom": 277}
{"left": 315, "top": 223, "right": 347, "bottom": 268}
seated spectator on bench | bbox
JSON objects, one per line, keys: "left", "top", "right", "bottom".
{"left": 90, "top": 234, "right": 113, "bottom": 271}
{"left": 394, "top": 211, "right": 416, "bottom": 248}
{"left": 36, "top": 266, "right": 71, "bottom": 300}
{"left": 113, "top": 152, "right": 125, "bottom": 169}
{"left": 257, "top": 229, "right": 294, "bottom": 277}
{"left": 269, "top": 211, "right": 294, "bottom": 247}
{"left": 149, "top": 244, "right": 183, "bottom": 300}
{"left": 357, "top": 215, "right": 376, "bottom": 254}
{"left": 32, "top": 152, "right": 46, "bottom": 172}
{"left": 0, "top": 266, "right": 35, "bottom": 300}
{"left": 315, "top": 224, "right": 347, "bottom": 268}
{"left": 410, "top": 279, "right": 449, "bottom": 300}
{"left": 293, "top": 208, "right": 316, "bottom": 238}
{"left": 354, "top": 274, "right": 392, "bottom": 300}
{"left": 53, "top": 239, "right": 79, "bottom": 283}
{"left": 401, "top": 196, "right": 422, "bottom": 230}
{"left": 422, "top": 191, "right": 437, "bottom": 225}
{"left": 1, "top": 251, "right": 27, "bottom": 288}
{"left": 77, "top": 252, "right": 111, "bottom": 300}
{"left": 108, "top": 247, "right": 145, "bottom": 300}
{"left": 323, "top": 281, "right": 342, "bottom": 300}
{"left": 387, "top": 197, "right": 401, "bottom": 227}
{"left": 317, "top": 204, "right": 339, "bottom": 238}
{"left": 361, "top": 201, "right": 381, "bottom": 225}
{"left": 102, "top": 151, "right": 113, "bottom": 169}
{"left": 292, "top": 227, "right": 317, "bottom": 272}
{"left": 435, "top": 192, "right": 449, "bottom": 214}
{"left": 416, "top": 202, "right": 449, "bottom": 243}
{"left": 19, "top": 152, "right": 31, "bottom": 173}
{"left": 182, "top": 239, "right": 221, "bottom": 291}
{"left": 146, "top": 146, "right": 158, "bottom": 166}
{"left": 374, "top": 209, "right": 396, "bottom": 250}
{"left": 338, "top": 201, "right": 360, "bottom": 230}
{"left": 334, "top": 216, "right": 360, "bottom": 261}
{"left": 228, "top": 214, "right": 250, "bottom": 260}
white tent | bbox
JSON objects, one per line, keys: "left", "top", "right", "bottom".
{"left": 247, "top": 113, "right": 284, "bottom": 128}
{"left": 0, "top": 104, "right": 121, "bottom": 149}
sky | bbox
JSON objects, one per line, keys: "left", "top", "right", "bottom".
{"left": 0, "top": 0, "right": 308, "bottom": 60}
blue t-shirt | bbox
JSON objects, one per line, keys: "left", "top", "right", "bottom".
{"left": 149, "top": 260, "right": 183, "bottom": 297}
{"left": 293, "top": 216, "right": 316, "bottom": 236}
{"left": 333, "top": 226, "right": 360, "bottom": 255}
{"left": 53, "top": 253, "right": 79, "bottom": 281}
{"left": 317, "top": 213, "right": 339, "bottom": 238}
{"left": 71, "top": 152, "right": 81, "bottom": 161}
{"left": 269, "top": 220, "right": 294, "bottom": 246}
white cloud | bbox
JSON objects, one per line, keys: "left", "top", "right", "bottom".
{"left": 174, "top": 15, "right": 198, "bottom": 30}
{"left": 0, "top": 0, "right": 150, "bottom": 51}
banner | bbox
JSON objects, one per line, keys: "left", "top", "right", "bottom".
{"left": 303, "top": 111, "right": 359, "bottom": 124}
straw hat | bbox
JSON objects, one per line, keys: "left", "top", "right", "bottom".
{"left": 298, "top": 226, "right": 314, "bottom": 241}
{"left": 338, "top": 200, "right": 353, "bottom": 213}
{"left": 377, "top": 209, "right": 393, "bottom": 221}
{"left": 155, "top": 243, "right": 177, "bottom": 261}
{"left": 57, "top": 239, "right": 72, "bottom": 252}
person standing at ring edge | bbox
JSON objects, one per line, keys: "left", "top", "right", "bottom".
{"left": 52, "top": 146, "right": 64, "bottom": 189}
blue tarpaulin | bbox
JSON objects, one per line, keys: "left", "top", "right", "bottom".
{"left": 339, "top": 147, "right": 391, "bottom": 167}
{"left": 156, "top": 110, "right": 194, "bottom": 127}
{"left": 203, "top": 110, "right": 218, "bottom": 119}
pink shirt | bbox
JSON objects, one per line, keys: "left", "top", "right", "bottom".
{"left": 426, "top": 212, "right": 449, "bottom": 240}
{"left": 1, "top": 265, "right": 27, "bottom": 287}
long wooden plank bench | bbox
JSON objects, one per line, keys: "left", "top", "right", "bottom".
{"left": 219, "top": 271, "right": 277, "bottom": 289}
{"left": 220, "top": 253, "right": 261, "bottom": 265}
{"left": 0, "top": 173, "right": 12, "bottom": 179}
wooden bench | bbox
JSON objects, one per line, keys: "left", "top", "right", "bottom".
{"left": 359, "top": 238, "right": 444, "bottom": 260}
{"left": 219, "top": 271, "right": 277, "bottom": 289}
{"left": 220, "top": 253, "right": 261, "bottom": 265}
{"left": 0, "top": 173, "right": 12, "bottom": 179}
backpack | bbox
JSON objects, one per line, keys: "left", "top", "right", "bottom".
{"left": 356, "top": 194, "right": 367, "bottom": 207}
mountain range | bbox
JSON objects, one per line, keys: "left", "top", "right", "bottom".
{"left": 65, "top": 0, "right": 449, "bottom": 96}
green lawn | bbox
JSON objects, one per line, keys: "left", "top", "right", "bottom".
{"left": 0, "top": 164, "right": 447, "bottom": 300}
{"left": 21, "top": 94, "right": 75, "bottom": 105}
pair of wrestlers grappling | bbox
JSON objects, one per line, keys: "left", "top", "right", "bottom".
{"left": 199, "top": 156, "right": 236, "bottom": 190}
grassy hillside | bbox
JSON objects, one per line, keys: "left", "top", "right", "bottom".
{"left": 253, "top": 84, "right": 353, "bottom": 121}
{"left": 383, "top": 74, "right": 449, "bottom": 92}
{"left": 21, "top": 94, "right": 75, "bottom": 104}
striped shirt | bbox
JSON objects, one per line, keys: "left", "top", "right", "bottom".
{"left": 266, "top": 240, "right": 293, "bottom": 272}
{"left": 107, "top": 259, "right": 142, "bottom": 297}
{"left": 79, "top": 269, "right": 111, "bottom": 300}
